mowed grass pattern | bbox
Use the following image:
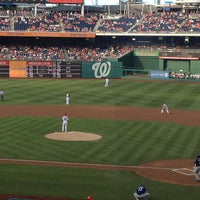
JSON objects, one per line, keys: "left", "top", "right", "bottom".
{"left": 0, "top": 79, "right": 200, "bottom": 200}
{"left": 0, "top": 78, "right": 200, "bottom": 109}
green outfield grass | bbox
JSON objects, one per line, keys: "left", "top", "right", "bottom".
{"left": 0, "top": 78, "right": 200, "bottom": 200}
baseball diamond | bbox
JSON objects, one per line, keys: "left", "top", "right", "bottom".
{"left": 0, "top": 104, "right": 199, "bottom": 200}
{"left": 0, "top": 76, "right": 200, "bottom": 200}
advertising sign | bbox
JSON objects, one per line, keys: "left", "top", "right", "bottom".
{"left": 150, "top": 70, "right": 169, "bottom": 79}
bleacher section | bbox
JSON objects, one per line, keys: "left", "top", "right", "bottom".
{"left": 0, "top": 9, "right": 200, "bottom": 34}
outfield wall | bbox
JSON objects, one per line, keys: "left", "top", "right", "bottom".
{"left": 0, "top": 60, "right": 123, "bottom": 79}
{"left": 120, "top": 50, "right": 200, "bottom": 74}
{"left": 82, "top": 61, "right": 122, "bottom": 78}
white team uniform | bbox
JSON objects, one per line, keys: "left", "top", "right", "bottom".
{"left": 62, "top": 114, "right": 69, "bottom": 132}
{"left": 105, "top": 78, "right": 109, "bottom": 87}
{"left": 161, "top": 103, "right": 169, "bottom": 114}
{"left": 66, "top": 93, "right": 70, "bottom": 105}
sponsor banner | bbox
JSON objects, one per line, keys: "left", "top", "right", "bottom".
{"left": 82, "top": 61, "right": 122, "bottom": 78}
{"left": 0, "top": 61, "right": 9, "bottom": 66}
{"left": 0, "top": 31, "right": 95, "bottom": 38}
{"left": 9, "top": 61, "right": 26, "bottom": 78}
{"left": 150, "top": 70, "right": 169, "bottom": 79}
{"left": 159, "top": 56, "right": 199, "bottom": 60}
{"left": 27, "top": 61, "right": 53, "bottom": 66}
{"left": 159, "top": 51, "right": 200, "bottom": 60}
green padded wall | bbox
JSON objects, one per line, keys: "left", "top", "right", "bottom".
{"left": 82, "top": 61, "right": 122, "bottom": 78}
{"left": 190, "top": 60, "right": 200, "bottom": 73}
{"left": 133, "top": 56, "right": 159, "bottom": 70}
{"left": 166, "top": 60, "right": 189, "bottom": 72}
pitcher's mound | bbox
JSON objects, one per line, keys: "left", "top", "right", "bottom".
{"left": 45, "top": 131, "right": 102, "bottom": 141}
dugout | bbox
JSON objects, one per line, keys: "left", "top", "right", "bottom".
{"left": 120, "top": 49, "right": 200, "bottom": 77}
{"left": 159, "top": 51, "right": 200, "bottom": 74}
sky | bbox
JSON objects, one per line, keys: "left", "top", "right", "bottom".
{"left": 84, "top": 0, "right": 120, "bottom": 5}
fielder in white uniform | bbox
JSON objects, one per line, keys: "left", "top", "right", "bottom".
{"left": 66, "top": 93, "right": 70, "bottom": 105}
{"left": 105, "top": 78, "right": 109, "bottom": 87}
{"left": 161, "top": 103, "right": 169, "bottom": 114}
{"left": 62, "top": 114, "right": 69, "bottom": 132}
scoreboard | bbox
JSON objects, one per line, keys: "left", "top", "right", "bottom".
{"left": 27, "top": 61, "right": 56, "bottom": 78}
{"left": 27, "top": 61, "right": 81, "bottom": 78}
{"left": 57, "top": 61, "right": 82, "bottom": 78}
{"left": 27, "top": 65, "right": 57, "bottom": 78}
{"left": 0, "top": 61, "right": 9, "bottom": 78}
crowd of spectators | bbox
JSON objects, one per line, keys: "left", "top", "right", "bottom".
{"left": 131, "top": 12, "right": 186, "bottom": 33}
{"left": 97, "top": 15, "right": 141, "bottom": 33}
{"left": 178, "top": 12, "right": 200, "bottom": 32}
{"left": 0, "top": 8, "right": 200, "bottom": 33}
{"left": 1, "top": 8, "right": 200, "bottom": 61}
{"left": 67, "top": 44, "right": 134, "bottom": 61}
{"left": 61, "top": 12, "right": 98, "bottom": 32}
{"left": 0, "top": 42, "right": 135, "bottom": 61}
{"left": 0, "top": 41, "right": 200, "bottom": 61}
{"left": 0, "top": 17, "right": 9, "bottom": 31}
{"left": 14, "top": 11, "right": 61, "bottom": 32}
{"left": 0, "top": 44, "right": 65, "bottom": 60}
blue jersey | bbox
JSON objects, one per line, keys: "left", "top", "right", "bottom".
{"left": 136, "top": 186, "right": 146, "bottom": 195}
{"left": 194, "top": 158, "right": 200, "bottom": 166}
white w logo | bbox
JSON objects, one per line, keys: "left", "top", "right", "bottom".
{"left": 92, "top": 62, "right": 111, "bottom": 78}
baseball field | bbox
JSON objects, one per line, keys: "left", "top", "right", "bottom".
{"left": 0, "top": 78, "right": 200, "bottom": 200}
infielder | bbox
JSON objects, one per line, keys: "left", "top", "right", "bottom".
{"left": 133, "top": 185, "right": 150, "bottom": 200}
{"left": 161, "top": 103, "right": 169, "bottom": 114}
{"left": 194, "top": 155, "right": 200, "bottom": 181}
{"left": 62, "top": 113, "right": 69, "bottom": 132}
{"left": 66, "top": 92, "right": 70, "bottom": 105}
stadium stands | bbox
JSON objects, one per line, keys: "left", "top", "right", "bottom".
{"left": 0, "top": 9, "right": 198, "bottom": 34}
{"left": 0, "top": 7, "right": 200, "bottom": 61}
